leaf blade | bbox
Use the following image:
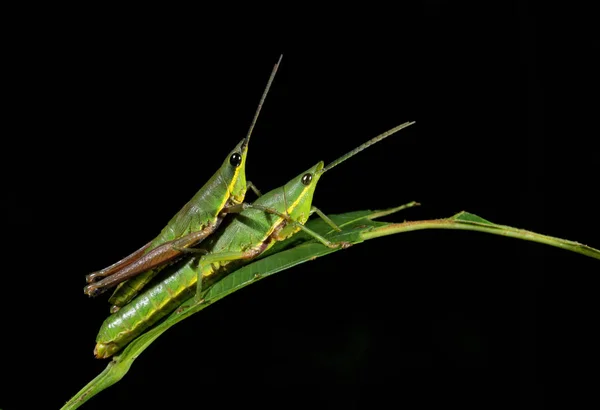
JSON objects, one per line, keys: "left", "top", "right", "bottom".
{"left": 62, "top": 205, "right": 599, "bottom": 409}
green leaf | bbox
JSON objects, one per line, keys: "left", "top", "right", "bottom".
{"left": 451, "top": 211, "right": 493, "bottom": 224}
{"left": 61, "top": 203, "right": 599, "bottom": 409}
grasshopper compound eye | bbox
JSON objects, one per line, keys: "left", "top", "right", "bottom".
{"left": 301, "top": 173, "right": 313, "bottom": 186}
{"left": 230, "top": 153, "right": 242, "bottom": 167}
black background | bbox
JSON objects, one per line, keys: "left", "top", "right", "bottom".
{"left": 1, "top": 2, "right": 598, "bottom": 409}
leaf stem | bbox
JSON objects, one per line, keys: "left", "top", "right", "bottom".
{"left": 362, "top": 218, "right": 600, "bottom": 260}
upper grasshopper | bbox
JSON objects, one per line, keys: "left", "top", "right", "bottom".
{"left": 84, "top": 55, "right": 282, "bottom": 312}
{"left": 94, "top": 121, "right": 415, "bottom": 358}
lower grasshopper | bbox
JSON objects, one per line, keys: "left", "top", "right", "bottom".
{"left": 84, "top": 56, "right": 282, "bottom": 312}
{"left": 94, "top": 121, "right": 415, "bottom": 358}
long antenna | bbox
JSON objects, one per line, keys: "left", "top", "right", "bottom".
{"left": 244, "top": 54, "right": 283, "bottom": 145}
{"left": 320, "top": 121, "right": 416, "bottom": 174}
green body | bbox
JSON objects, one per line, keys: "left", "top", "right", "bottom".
{"left": 106, "top": 140, "right": 249, "bottom": 307}
{"left": 86, "top": 55, "right": 283, "bottom": 308}
{"left": 95, "top": 163, "right": 323, "bottom": 358}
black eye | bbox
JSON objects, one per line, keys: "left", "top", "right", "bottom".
{"left": 230, "top": 153, "right": 242, "bottom": 167}
{"left": 301, "top": 173, "right": 313, "bottom": 186}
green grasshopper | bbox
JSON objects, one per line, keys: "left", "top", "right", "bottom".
{"left": 94, "top": 121, "right": 415, "bottom": 358}
{"left": 84, "top": 55, "right": 282, "bottom": 312}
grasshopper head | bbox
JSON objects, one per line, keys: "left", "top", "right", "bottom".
{"left": 277, "top": 122, "right": 416, "bottom": 228}
{"left": 222, "top": 137, "right": 250, "bottom": 205}
{"left": 283, "top": 161, "right": 324, "bottom": 225}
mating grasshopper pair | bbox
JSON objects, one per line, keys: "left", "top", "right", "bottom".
{"left": 85, "top": 55, "right": 415, "bottom": 358}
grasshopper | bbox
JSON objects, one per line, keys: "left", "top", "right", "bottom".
{"left": 84, "top": 55, "right": 282, "bottom": 312}
{"left": 94, "top": 121, "right": 415, "bottom": 358}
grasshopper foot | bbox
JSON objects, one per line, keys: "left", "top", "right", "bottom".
{"left": 85, "top": 272, "right": 101, "bottom": 283}
{"left": 84, "top": 284, "right": 104, "bottom": 297}
{"left": 327, "top": 241, "right": 352, "bottom": 249}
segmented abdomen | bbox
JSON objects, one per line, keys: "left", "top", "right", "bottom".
{"left": 95, "top": 258, "right": 208, "bottom": 358}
